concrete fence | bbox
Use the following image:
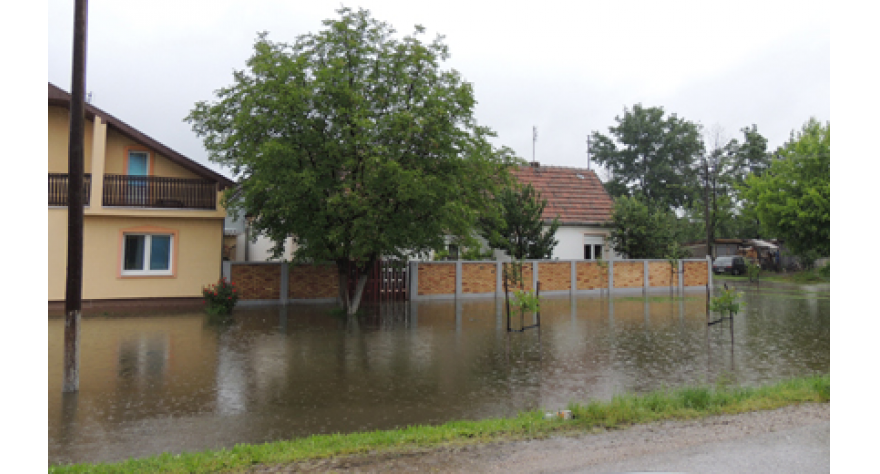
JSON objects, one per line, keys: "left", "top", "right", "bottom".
{"left": 409, "top": 258, "right": 713, "bottom": 301}
{"left": 222, "top": 261, "right": 340, "bottom": 306}
{"left": 223, "top": 257, "right": 714, "bottom": 305}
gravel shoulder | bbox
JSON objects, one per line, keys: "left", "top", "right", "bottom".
{"left": 251, "top": 403, "right": 829, "bottom": 473}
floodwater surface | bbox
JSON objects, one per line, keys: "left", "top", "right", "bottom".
{"left": 48, "top": 281, "right": 829, "bottom": 465}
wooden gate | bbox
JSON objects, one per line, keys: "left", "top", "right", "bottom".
{"left": 347, "top": 258, "right": 408, "bottom": 302}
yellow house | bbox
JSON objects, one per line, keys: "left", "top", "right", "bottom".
{"left": 48, "top": 83, "right": 235, "bottom": 303}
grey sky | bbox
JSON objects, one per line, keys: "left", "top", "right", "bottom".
{"left": 47, "top": 0, "right": 829, "bottom": 179}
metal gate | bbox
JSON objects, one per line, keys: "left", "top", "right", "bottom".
{"left": 347, "top": 258, "right": 408, "bottom": 303}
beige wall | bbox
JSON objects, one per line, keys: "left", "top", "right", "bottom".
{"left": 103, "top": 128, "right": 200, "bottom": 179}
{"left": 48, "top": 105, "right": 94, "bottom": 173}
{"left": 48, "top": 212, "right": 223, "bottom": 301}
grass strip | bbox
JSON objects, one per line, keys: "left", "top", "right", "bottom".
{"left": 49, "top": 374, "right": 829, "bottom": 474}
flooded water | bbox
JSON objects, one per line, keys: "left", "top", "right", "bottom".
{"left": 48, "top": 281, "right": 829, "bottom": 465}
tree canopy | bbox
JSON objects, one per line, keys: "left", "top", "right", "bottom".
{"left": 590, "top": 104, "right": 703, "bottom": 211}
{"left": 479, "top": 183, "right": 560, "bottom": 259}
{"left": 741, "top": 118, "right": 830, "bottom": 265}
{"left": 608, "top": 195, "right": 685, "bottom": 259}
{"left": 187, "top": 8, "right": 516, "bottom": 314}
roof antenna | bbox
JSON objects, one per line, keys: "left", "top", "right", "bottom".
{"left": 586, "top": 134, "right": 591, "bottom": 170}
{"left": 532, "top": 126, "right": 538, "bottom": 163}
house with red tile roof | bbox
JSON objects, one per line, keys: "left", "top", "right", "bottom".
{"left": 509, "top": 162, "right": 618, "bottom": 261}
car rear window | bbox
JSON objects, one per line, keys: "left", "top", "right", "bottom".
{"left": 715, "top": 257, "right": 733, "bottom": 264}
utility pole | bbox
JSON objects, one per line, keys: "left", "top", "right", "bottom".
{"left": 64, "top": 0, "right": 88, "bottom": 393}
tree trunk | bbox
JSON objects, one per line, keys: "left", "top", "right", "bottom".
{"left": 337, "top": 261, "right": 350, "bottom": 312}
{"left": 347, "top": 272, "right": 369, "bottom": 316}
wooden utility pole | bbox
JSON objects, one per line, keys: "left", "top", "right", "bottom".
{"left": 64, "top": 0, "right": 88, "bottom": 393}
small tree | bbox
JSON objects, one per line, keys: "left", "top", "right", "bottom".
{"left": 480, "top": 183, "right": 560, "bottom": 259}
{"left": 608, "top": 195, "right": 680, "bottom": 259}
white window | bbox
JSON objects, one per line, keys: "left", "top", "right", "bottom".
{"left": 584, "top": 235, "right": 604, "bottom": 260}
{"left": 122, "top": 234, "right": 173, "bottom": 276}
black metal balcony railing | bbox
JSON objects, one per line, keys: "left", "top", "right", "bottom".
{"left": 48, "top": 173, "right": 91, "bottom": 206}
{"left": 102, "top": 174, "right": 217, "bottom": 210}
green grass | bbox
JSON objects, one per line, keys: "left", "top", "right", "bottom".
{"left": 49, "top": 374, "right": 829, "bottom": 474}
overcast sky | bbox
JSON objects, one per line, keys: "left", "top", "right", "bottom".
{"left": 47, "top": 0, "right": 830, "bottom": 179}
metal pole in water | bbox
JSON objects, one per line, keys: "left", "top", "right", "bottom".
{"left": 64, "top": 0, "right": 89, "bottom": 393}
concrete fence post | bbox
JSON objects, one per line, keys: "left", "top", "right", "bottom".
{"left": 532, "top": 261, "right": 539, "bottom": 292}
{"left": 222, "top": 261, "right": 231, "bottom": 281}
{"left": 496, "top": 261, "right": 503, "bottom": 298}
{"left": 280, "top": 261, "right": 289, "bottom": 305}
{"left": 707, "top": 256, "right": 713, "bottom": 291}
{"left": 455, "top": 261, "right": 462, "bottom": 299}
{"left": 571, "top": 260, "right": 576, "bottom": 297}
{"left": 608, "top": 260, "right": 615, "bottom": 295}
{"left": 643, "top": 260, "right": 649, "bottom": 296}
{"left": 410, "top": 261, "right": 419, "bottom": 301}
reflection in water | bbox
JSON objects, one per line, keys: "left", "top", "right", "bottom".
{"left": 48, "top": 284, "right": 829, "bottom": 465}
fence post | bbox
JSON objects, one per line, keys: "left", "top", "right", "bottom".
{"left": 409, "top": 261, "right": 419, "bottom": 301}
{"left": 280, "top": 261, "right": 289, "bottom": 305}
{"left": 455, "top": 261, "right": 462, "bottom": 299}
{"left": 643, "top": 260, "right": 649, "bottom": 296}
{"left": 571, "top": 260, "right": 576, "bottom": 297}
{"left": 222, "top": 261, "right": 231, "bottom": 281}
{"left": 608, "top": 260, "right": 615, "bottom": 295}
{"left": 532, "top": 261, "right": 538, "bottom": 292}
{"left": 496, "top": 260, "right": 503, "bottom": 298}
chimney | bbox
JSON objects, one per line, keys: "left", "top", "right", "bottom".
{"left": 530, "top": 161, "right": 540, "bottom": 168}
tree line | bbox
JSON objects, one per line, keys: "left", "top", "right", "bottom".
{"left": 590, "top": 105, "right": 829, "bottom": 267}
{"left": 187, "top": 8, "right": 829, "bottom": 315}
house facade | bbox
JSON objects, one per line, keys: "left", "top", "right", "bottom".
{"left": 510, "top": 163, "right": 618, "bottom": 261}
{"left": 48, "top": 83, "right": 234, "bottom": 302}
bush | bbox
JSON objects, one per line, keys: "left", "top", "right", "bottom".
{"left": 203, "top": 277, "right": 239, "bottom": 315}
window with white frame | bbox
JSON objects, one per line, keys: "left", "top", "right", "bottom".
{"left": 584, "top": 235, "right": 604, "bottom": 261}
{"left": 122, "top": 234, "right": 173, "bottom": 275}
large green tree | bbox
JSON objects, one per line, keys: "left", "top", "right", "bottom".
{"left": 590, "top": 104, "right": 703, "bottom": 211}
{"left": 479, "top": 183, "right": 560, "bottom": 259}
{"left": 741, "top": 118, "right": 830, "bottom": 265}
{"left": 608, "top": 195, "right": 685, "bottom": 259}
{"left": 187, "top": 8, "right": 516, "bottom": 314}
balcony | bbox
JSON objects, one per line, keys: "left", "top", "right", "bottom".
{"left": 48, "top": 174, "right": 218, "bottom": 210}
{"left": 48, "top": 173, "right": 91, "bottom": 206}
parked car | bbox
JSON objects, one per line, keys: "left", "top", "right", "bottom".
{"left": 713, "top": 256, "right": 747, "bottom": 275}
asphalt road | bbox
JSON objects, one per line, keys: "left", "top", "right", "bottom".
{"left": 255, "top": 403, "right": 829, "bottom": 473}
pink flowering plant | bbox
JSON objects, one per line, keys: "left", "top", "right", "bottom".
{"left": 202, "top": 277, "right": 239, "bottom": 315}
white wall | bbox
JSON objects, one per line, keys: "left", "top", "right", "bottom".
{"left": 551, "top": 225, "right": 618, "bottom": 261}
{"left": 236, "top": 233, "right": 297, "bottom": 261}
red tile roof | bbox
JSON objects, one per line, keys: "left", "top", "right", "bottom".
{"left": 511, "top": 164, "right": 614, "bottom": 225}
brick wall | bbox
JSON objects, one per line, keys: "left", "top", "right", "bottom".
{"left": 461, "top": 262, "right": 496, "bottom": 294}
{"left": 289, "top": 263, "right": 338, "bottom": 299}
{"left": 418, "top": 263, "right": 456, "bottom": 295}
{"left": 648, "top": 261, "right": 679, "bottom": 287}
{"left": 502, "top": 262, "right": 533, "bottom": 291}
{"left": 538, "top": 262, "right": 571, "bottom": 291}
{"left": 575, "top": 261, "right": 607, "bottom": 290}
{"left": 683, "top": 261, "right": 709, "bottom": 287}
{"left": 613, "top": 261, "right": 644, "bottom": 288}
{"left": 230, "top": 264, "right": 281, "bottom": 300}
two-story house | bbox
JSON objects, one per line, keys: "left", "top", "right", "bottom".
{"left": 48, "top": 83, "right": 234, "bottom": 303}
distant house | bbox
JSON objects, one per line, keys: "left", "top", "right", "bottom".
{"left": 508, "top": 162, "right": 618, "bottom": 261}
{"left": 48, "top": 82, "right": 234, "bottom": 302}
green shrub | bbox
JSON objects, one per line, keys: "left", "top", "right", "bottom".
{"left": 202, "top": 277, "right": 239, "bottom": 315}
